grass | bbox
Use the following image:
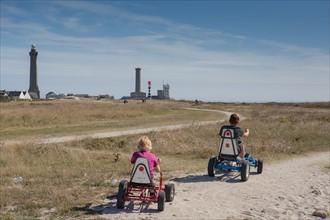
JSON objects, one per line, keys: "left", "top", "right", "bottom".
{"left": 0, "top": 99, "right": 329, "bottom": 219}
{"left": 0, "top": 99, "right": 223, "bottom": 140}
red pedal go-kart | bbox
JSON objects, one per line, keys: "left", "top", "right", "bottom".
{"left": 117, "top": 157, "right": 175, "bottom": 211}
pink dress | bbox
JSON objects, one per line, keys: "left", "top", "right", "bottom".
{"left": 131, "top": 150, "right": 159, "bottom": 180}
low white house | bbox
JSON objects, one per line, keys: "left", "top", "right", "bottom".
{"left": 24, "top": 92, "right": 32, "bottom": 100}
{"left": 18, "top": 91, "right": 32, "bottom": 100}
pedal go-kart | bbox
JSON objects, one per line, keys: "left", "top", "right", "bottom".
{"left": 207, "top": 126, "right": 263, "bottom": 181}
{"left": 117, "top": 157, "right": 175, "bottom": 211}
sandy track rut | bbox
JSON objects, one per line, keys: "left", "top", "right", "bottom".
{"left": 88, "top": 152, "right": 329, "bottom": 220}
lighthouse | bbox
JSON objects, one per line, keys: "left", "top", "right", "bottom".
{"left": 130, "top": 67, "right": 146, "bottom": 99}
{"left": 28, "top": 44, "right": 40, "bottom": 99}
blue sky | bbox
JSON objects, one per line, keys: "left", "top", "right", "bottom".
{"left": 1, "top": 0, "right": 329, "bottom": 102}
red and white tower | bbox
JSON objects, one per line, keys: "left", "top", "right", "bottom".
{"left": 148, "top": 81, "right": 151, "bottom": 99}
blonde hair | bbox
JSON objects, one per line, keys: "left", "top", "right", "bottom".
{"left": 137, "top": 136, "right": 152, "bottom": 151}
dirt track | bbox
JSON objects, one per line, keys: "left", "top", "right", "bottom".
{"left": 1, "top": 108, "right": 232, "bottom": 146}
{"left": 89, "top": 152, "right": 330, "bottom": 220}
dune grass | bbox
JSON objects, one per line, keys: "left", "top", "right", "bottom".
{"left": 0, "top": 99, "right": 222, "bottom": 140}
{"left": 0, "top": 100, "right": 329, "bottom": 219}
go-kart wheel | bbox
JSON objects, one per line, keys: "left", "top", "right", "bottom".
{"left": 208, "top": 157, "right": 216, "bottom": 177}
{"left": 165, "top": 183, "right": 175, "bottom": 202}
{"left": 118, "top": 179, "right": 127, "bottom": 189}
{"left": 241, "top": 160, "right": 250, "bottom": 182}
{"left": 257, "top": 159, "right": 263, "bottom": 174}
{"left": 157, "top": 191, "right": 165, "bottom": 211}
{"left": 117, "top": 180, "right": 127, "bottom": 209}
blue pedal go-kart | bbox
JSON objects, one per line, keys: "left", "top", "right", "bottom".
{"left": 207, "top": 126, "right": 263, "bottom": 181}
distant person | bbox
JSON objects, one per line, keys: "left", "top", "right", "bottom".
{"left": 130, "top": 136, "right": 161, "bottom": 181}
{"left": 219, "top": 113, "right": 249, "bottom": 159}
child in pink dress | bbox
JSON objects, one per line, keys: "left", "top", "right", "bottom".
{"left": 131, "top": 136, "right": 160, "bottom": 180}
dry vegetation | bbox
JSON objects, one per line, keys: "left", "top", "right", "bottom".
{"left": 0, "top": 99, "right": 329, "bottom": 219}
{"left": 0, "top": 99, "right": 222, "bottom": 141}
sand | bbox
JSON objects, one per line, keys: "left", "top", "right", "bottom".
{"left": 88, "top": 152, "right": 330, "bottom": 220}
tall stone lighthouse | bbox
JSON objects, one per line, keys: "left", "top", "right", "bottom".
{"left": 130, "top": 67, "right": 146, "bottom": 99}
{"left": 28, "top": 44, "right": 40, "bottom": 99}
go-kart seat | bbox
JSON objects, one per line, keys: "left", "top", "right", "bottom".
{"left": 218, "top": 126, "right": 240, "bottom": 161}
{"left": 129, "top": 157, "right": 155, "bottom": 188}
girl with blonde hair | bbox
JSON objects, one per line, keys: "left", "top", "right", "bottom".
{"left": 131, "top": 136, "right": 160, "bottom": 180}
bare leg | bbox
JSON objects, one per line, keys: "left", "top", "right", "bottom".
{"left": 240, "top": 145, "right": 245, "bottom": 159}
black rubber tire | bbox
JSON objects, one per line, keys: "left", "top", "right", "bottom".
{"left": 117, "top": 180, "right": 127, "bottom": 209}
{"left": 257, "top": 159, "right": 263, "bottom": 174}
{"left": 241, "top": 160, "right": 250, "bottom": 182}
{"left": 119, "top": 179, "right": 127, "bottom": 189}
{"left": 157, "top": 191, "right": 165, "bottom": 211}
{"left": 207, "top": 157, "right": 216, "bottom": 177}
{"left": 165, "top": 183, "right": 175, "bottom": 202}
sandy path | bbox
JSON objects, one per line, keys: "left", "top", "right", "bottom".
{"left": 1, "top": 108, "right": 229, "bottom": 146}
{"left": 1, "top": 120, "right": 221, "bottom": 146}
{"left": 89, "top": 152, "right": 329, "bottom": 220}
